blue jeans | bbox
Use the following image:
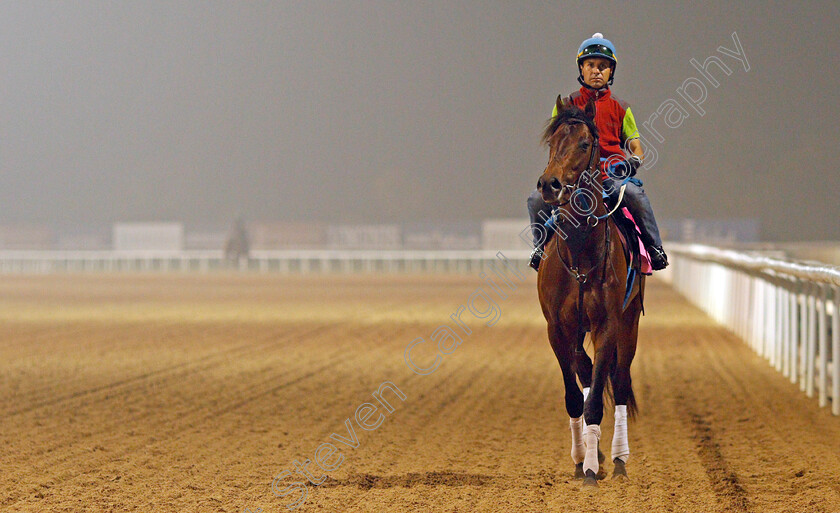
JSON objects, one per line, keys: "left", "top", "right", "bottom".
{"left": 601, "top": 176, "right": 663, "bottom": 248}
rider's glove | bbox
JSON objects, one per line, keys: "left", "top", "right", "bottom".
{"left": 608, "top": 155, "right": 643, "bottom": 178}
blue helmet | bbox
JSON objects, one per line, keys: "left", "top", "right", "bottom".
{"left": 576, "top": 33, "right": 617, "bottom": 85}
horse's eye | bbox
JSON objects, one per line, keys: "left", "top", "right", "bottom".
{"left": 579, "top": 142, "right": 590, "bottom": 151}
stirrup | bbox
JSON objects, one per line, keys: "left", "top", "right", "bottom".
{"left": 529, "top": 247, "right": 545, "bottom": 271}
{"left": 648, "top": 245, "right": 669, "bottom": 271}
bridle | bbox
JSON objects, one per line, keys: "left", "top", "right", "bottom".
{"left": 545, "top": 119, "right": 600, "bottom": 210}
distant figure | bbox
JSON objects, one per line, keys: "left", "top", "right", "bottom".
{"left": 225, "top": 218, "right": 250, "bottom": 264}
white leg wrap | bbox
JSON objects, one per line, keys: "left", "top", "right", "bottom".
{"left": 569, "top": 416, "right": 586, "bottom": 464}
{"left": 582, "top": 387, "right": 590, "bottom": 429}
{"left": 611, "top": 405, "right": 630, "bottom": 463}
{"left": 583, "top": 424, "right": 601, "bottom": 475}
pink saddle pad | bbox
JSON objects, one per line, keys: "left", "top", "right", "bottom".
{"left": 617, "top": 207, "right": 653, "bottom": 275}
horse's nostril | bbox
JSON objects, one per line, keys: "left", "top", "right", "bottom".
{"left": 550, "top": 178, "right": 561, "bottom": 190}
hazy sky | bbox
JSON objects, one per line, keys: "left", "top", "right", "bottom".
{"left": 1, "top": 1, "right": 838, "bottom": 240}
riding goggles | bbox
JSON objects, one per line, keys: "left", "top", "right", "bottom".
{"left": 577, "top": 44, "right": 616, "bottom": 62}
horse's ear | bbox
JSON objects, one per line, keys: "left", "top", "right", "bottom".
{"left": 555, "top": 94, "right": 565, "bottom": 115}
{"left": 583, "top": 98, "right": 596, "bottom": 120}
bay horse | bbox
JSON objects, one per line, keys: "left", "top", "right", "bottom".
{"left": 536, "top": 96, "right": 643, "bottom": 486}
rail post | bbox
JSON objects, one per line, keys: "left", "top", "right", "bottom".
{"left": 806, "top": 283, "right": 818, "bottom": 398}
{"left": 833, "top": 285, "right": 840, "bottom": 416}
{"left": 818, "top": 284, "right": 829, "bottom": 407}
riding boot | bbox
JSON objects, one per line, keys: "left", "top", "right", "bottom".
{"left": 527, "top": 188, "right": 554, "bottom": 271}
{"left": 647, "top": 245, "right": 669, "bottom": 270}
{"left": 529, "top": 246, "right": 546, "bottom": 271}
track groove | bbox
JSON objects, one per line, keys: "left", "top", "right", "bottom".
{"left": 686, "top": 409, "right": 751, "bottom": 512}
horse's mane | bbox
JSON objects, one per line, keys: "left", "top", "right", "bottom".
{"left": 541, "top": 104, "right": 598, "bottom": 148}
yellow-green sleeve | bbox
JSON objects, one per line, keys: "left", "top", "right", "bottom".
{"left": 622, "top": 106, "right": 640, "bottom": 141}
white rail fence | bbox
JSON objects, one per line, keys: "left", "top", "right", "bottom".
{"left": 661, "top": 243, "right": 840, "bottom": 416}
{"left": 0, "top": 250, "right": 531, "bottom": 274}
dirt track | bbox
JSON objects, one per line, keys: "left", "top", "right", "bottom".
{"left": 1, "top": 272, "right": 840, "bottom": 512}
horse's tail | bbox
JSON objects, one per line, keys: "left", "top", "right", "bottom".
{"left": 607, "top": 345, "right": 638, "bottom": 420}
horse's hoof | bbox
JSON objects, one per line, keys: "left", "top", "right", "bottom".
{"left": 596, "top": 466, "right": 608, "bottom": 480}
{"left": 612, "top": 459, "right": 628, "bottom": 480}
{"left": 574, "top": 463, "right": 586, "bottom": 479}
{"left": 582, "top": 469, "right": 599, "bottom": 487}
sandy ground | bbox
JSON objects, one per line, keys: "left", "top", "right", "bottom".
{"left": 1, "top": 272, "right": 840, "bottom": 513}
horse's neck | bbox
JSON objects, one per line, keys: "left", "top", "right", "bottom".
{"left": 556, "top": 224, "right": 606, "bottom": 268}
{"left": 555, "top": 197, "right": 608, "bottom": 265}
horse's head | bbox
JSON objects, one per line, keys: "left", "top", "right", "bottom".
{"left": 538, "top": 96, "right": 599, "bottom": 207}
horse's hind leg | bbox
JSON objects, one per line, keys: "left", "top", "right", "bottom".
{"left": 610, "top": 390, "right": 630, "bottom": 480}
{"left": 610, "top": 316, "right": 640, "bottom": 481}
{"left": 573, "top": 331, "right": 592, "bottom": 386}
{"left": 573, "top": 332, "right": 593, "bottom": 406}
{"left": 546, "top": 323, "right": 586, "bottom": 478}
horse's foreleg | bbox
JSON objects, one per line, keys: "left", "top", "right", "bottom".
{"left": 582, "top": 339, "right": 612, "bottom": 485}
{"left": 546, "top": 323, "right": 586, "bottom": 476}
{"left": 572, "top": 333, "right": 605, "bottom": 466}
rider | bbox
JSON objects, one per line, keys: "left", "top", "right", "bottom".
{"left": 527, "top": 33, "right": 668, "bottom": 272}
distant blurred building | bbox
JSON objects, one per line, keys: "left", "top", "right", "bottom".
{"left": 0, "top": 225, "right": 55, "bottom": 250}
{"left": 661, "top": 218, "right": 760, "bottom": 243}
{"left": 185, "top": 229, "right": 228, "bottom": 250}
{"left": 249, "top": 222, "right": 327, "bottom": 250}
{"left": 112, "top": 223, "right": 184, "bottom": 251}
{"left": 56, "top": 233, "right": 109, "bottom": 250}
{"left": 481, "top": 218, "right": 532, "bottom": 251}
{"left": 327, "top": 224, "right": 401, "bottom": 250}
{"left": 402, "top": 221, "right": 481, "bottom": 250}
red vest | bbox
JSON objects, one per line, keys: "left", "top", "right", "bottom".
{"left": 565, "top": 87, "right": 631, "bottom": 179}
